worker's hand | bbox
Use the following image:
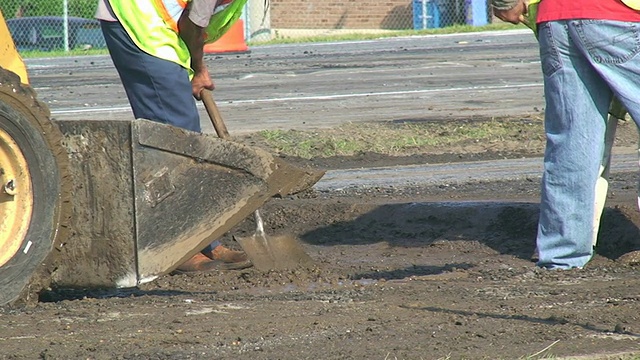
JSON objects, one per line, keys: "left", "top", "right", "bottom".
{"left": 191, "top": 69, "right": 214, "bottom": 100}
{"left": 493, "top": 0, "right": 528, "bottom": 25}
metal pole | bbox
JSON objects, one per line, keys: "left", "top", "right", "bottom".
{"left": 248, "top": 0, "right": 272, "bottom": 41}
{"left": 63, "top": 0, "right": 69, "bottom": 52}
{"left": 243, "top": 2, "right": 250, "bottom": 42}
{"left": 422, "top": 0, "right": 427, "bottom": 29}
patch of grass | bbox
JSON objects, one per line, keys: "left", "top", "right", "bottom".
{"left": 19, "top": 48, "right": 109, "bottom": 58}
{"left": 254, "top": 116, "right": 546, "bottom": 159}
{"left": 250, "top": 23, "right": 525, "bottom": 45}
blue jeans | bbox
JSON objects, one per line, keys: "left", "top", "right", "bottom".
{"left": 100, "top": 20, "right": 201, "bottom": 132}
{"left": 536, "top": 20, "right": 640, "bottom": 269}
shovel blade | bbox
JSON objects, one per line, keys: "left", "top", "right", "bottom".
{"left": 235, "top": 233, "right": 314, "bottom": 271}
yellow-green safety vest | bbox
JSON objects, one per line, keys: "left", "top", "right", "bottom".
{"left": 523, "top": 0, "right": 540, "bottom": 35}
{"left": 107, "top": 0, "right": 247, "bottom": 75}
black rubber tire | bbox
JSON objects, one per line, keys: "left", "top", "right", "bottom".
{"left": 0, "top": 69, "right": 69, "bottom": 307}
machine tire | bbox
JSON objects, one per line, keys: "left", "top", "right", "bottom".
{"left": 0, "top": 68, "right": 70, "bottom": 307}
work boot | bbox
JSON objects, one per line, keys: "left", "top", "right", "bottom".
{"left": 172, "top": 253, "right": 252, "bottom": 274}
{"left": 204, "top": 244, "right": 249, "bottom": 264}
{"left": 530, "top": 247, "right": 539, "bottom": 263}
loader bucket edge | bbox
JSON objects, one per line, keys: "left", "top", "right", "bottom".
{"left": 136, "top": 120, "right": 325, "bottom": 196}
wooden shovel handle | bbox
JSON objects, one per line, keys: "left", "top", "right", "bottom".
{"left": 200, "top": 89, "right": 231, "bottom": 140}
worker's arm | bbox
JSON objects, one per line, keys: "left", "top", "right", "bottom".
{"left": 178, "top": 0, "right": 217, "bottom": 100}
{"left": 491, "top": 0, "right": 528, "bottom": 24}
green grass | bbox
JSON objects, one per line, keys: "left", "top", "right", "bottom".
{"left": 18, "top": 48, "right": 109, "bottom": 58}
{"left": 250, "top": 116, "right": 546, "bottom": 159}
{"left": 249, "top": 23, "right": 525, "bottom": 45}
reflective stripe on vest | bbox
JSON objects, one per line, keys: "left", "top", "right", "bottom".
{"left": 153, "top": 0, "right": 188, "bottom": 32}
{"left": 151, "top": 0, "right": 239, "bottom": 33}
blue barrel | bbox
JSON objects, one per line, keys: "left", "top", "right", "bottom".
{"left": 465, "top": 0, "right": 488, "bottom": 26}
{"left": 413, "top": 0, "right": 441, "bottom": 29}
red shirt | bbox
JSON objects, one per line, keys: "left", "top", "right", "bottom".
{"left": 538, "top": 0, "right": 640, "bottom": 22}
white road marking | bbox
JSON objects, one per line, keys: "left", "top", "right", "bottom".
{"left": 226, "top": 83, "right": 542, "bottom": 104}
{"left": 49, "top": 83, "right": 542, "bottom": 115}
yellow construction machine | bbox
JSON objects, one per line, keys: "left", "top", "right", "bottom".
{"left": 0, "top": 10, "right": 323, "bottom": 306}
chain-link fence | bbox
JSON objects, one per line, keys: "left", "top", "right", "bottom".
{"left": 263, "top": 0, "right": 493, "bottom": 40}
{"left": 0, "top": 0, "right": 103, "bottom": 51}
{"left": 0, "top": 0, "right": 494, "bottom": 53}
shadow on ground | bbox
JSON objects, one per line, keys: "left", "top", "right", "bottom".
{"left": 263, "top": 200, "right": 640, "bottom": 262}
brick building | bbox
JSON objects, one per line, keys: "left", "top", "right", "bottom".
{"left": 270, "top": 0, "right": 415, "bottom": 30}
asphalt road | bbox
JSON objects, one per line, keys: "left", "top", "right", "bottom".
{"left": 25, "top": 30, "right": 640, "bottom": 188}
{"left": 26, "top": 29, "right": 545, "bottom": 135}
{"left": 314, "top": 152, "right": 638, "bottom": 192}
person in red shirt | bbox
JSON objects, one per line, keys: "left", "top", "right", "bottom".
{"left": 493, "top": 0, "right": 640, "bottom": 269}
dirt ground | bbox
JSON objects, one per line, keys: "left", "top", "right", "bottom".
{"left": 2, "top": 119, "right": 640, "bottom": 360}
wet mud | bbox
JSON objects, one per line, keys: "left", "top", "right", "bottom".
{"left": 2, "top": 125, "right": 640, "bottom": 360}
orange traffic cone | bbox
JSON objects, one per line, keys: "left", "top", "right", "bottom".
{"left": 204, "top": 19, "right": 249, "bottom": 54}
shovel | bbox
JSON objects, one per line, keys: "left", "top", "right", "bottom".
{"left": 200, "top": 89, "right": 315, "bottom": 271}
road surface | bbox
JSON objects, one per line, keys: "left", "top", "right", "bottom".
{"left": 27, "top": 29, "right": 544, "bottom": 134}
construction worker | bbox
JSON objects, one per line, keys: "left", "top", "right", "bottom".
{"left": 95, "top": 0, "right": 252, "bottom": 272}
{"left": 492, "top": 0, "right": 640, "bottom": 269}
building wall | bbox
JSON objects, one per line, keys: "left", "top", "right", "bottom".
{"left": 270, "top": 0, "right": 414, "bottom": 30}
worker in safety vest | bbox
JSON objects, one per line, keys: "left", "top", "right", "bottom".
{"left": 95, "top": 0, "right": 252, "bottom": 273}
{"left": 492, "top": 0, "right": 640, "bottom": 269}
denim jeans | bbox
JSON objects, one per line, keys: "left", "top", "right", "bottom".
{"left": 100, "top": 20, "right": 201, "bottom": 132}
{"left": 536, "top": 20, "right": 640, "bottom": 269}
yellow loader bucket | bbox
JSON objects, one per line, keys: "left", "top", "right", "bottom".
{"left": 50, "top": 119, "right": 323, "bottom": 289}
